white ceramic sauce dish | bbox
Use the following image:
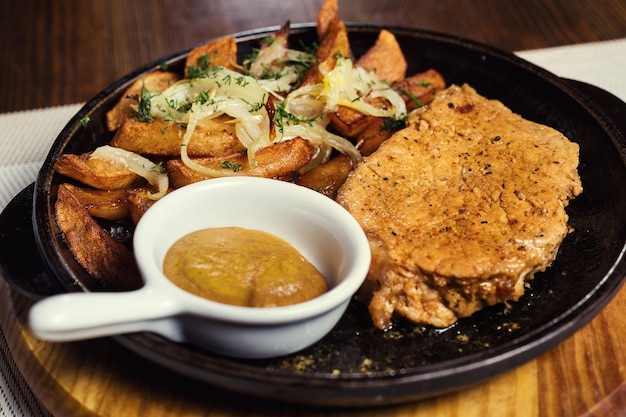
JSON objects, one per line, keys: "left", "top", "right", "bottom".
{"left": 28, "top": 177, "right": 371, "bottom": 358}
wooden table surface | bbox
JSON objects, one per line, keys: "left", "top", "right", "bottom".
{"left": 1, "top": 1, "right": 626, "bottom": 416}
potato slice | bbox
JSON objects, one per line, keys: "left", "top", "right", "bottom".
{"left": 126, "top": 187, "right": 160, "bottom": 224}
{"left": 167, "top": 137, "right": 315, "bottom": 188}
{"left": 300, "top": 17, "right": 350, "bottom": 86}
{"left": 328, "top": 106, "right": 379, "bottom": 139}
{"left": 356, "top": 30, "right": 407, "bottom": 84}
{"left": 355, "top": 118, "right": 398, "bottom": 156}
{"left": 393, "top": 69, "right": 446, "bottom": 111}
{"left": 106, "top": 71, "right": 181, "bottom": 131}
{"left": 110, "top": 116, "right": 245, "bottom": 158}
{"left": 185, "top": 36, "right": 238, "bottom": 77}
{"left": 55, "top": 183, "right": 141, "bottom": 290}
{"left": 317, "top": 0, "right": 339, "bottom": 39}
{"left": 53, "top": 153, "right": 140, "bottom": 190}
{"left": 296, "top": 154, "right": 353, "bottom": 199}
{"left": 61, "top": 183, "right": 130, "bottom": 221}
{"left": 246, "top": 21, "right": 291, "bottom": 78}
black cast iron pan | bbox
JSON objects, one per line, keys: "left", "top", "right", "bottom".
{"left": 1, "top": 24, "right": 625, "bottom": 406}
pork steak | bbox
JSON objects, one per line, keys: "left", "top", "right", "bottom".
{"left": 337, "top": 84, "right": 583, "bottom": 330}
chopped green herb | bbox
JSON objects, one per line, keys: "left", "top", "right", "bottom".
{"left": 274, "top": 100, "right": 320, "bottom": 135}
{"left": 381, "top": 117, "right": 407, "bottom": 132}
{"left": 79, "top": 116, "right": 90, "bottom": 128}
{"left": 235, "top": 75, "right": 249, "bottom": 87}
{"left": 219, "top": 160, "right": 243, "bottom": 172}
{"left": 185, "top": 54, "right": 212, "bottom": 79}
{"left": 166, "top": 97, "right": 192, "bottom": 113}
{"left": 396, "top": 87, "right": 423, "bottom": 108}
{"left": 194, "top": 90, "right": 211, "bottom": 105}
{"left": 137, "top": 80, "right": 156, "bottom": 123}
{"left": 242, "top": 38, "right": 316, "bottom": 89}
{"left": 238, "top": 94, "right": 266, "bottom": 113}
{"left": 152, "top": 161, "right": 166, "bottom": 174}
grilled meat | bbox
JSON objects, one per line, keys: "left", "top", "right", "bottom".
{"left": 337, "top": 84, "right": 582, "bottom": 329}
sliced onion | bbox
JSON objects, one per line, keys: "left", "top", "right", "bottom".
{"left": 90, "top": 145, "right": 169, "bottom": 199}
{"left": 140, "top": 56, "right": 403, "bottom": 177}
{"left": 319, "top": 57, "right": 406, "bottom": 119}
{"left": 281, "top": 124, "right": 361, "bottom": 166}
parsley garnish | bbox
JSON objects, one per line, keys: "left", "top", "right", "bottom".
{"left": 137, "top": 80, "right": 156, "bottom": 123}
{"left": 274, "top": 100, "right": 320, "bottom": 135}
{"left": 219, "top": 160, "right": 243, "bottom": 172}
{"left": 396, "top": 86, "right": 426, "bottom": 108}
{"left": 186, "top": 54, "right": 212, "bottom": 79}
{"left": 152, "top": 161, "right": 166, "bottom": 174}
{"left": 381, "top": 117, "right": 407, "bottom": 132}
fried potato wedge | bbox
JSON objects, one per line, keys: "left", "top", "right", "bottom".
{"left": 355, "top": 118, "right": 397, "bottom": 156}
{"left": 247, "top": 21, "right": 291, "bottom": 78}
{"left": 185, "top": 36, "right": 238, "bottom": 76}
{"left": 393, "top": 68, "right": 446, "bottom": 111}
{"left": 53, "top": 153, "right": 140, "bottom": 190}
{"left": 300, "top": 17, "right": 350, "bottom": 86}
{"left": 61, "top": 183, "right": 130, "bottom": 221}
{"left": 167, "top": 137, "right": 316, "bottom": 188}
{"left": 317, "top": 0, "right": 339, "bottom": 39}
{"left": 296, "top": 154, "right": 352, "bottom": 199}
{"left": 356, "top": 29, "right": 407, "bottom": 84}
{"left": 110, "top": 116, "right": 245, "bottom": 157}
{"left": 106, "top": 71, "right": 181, "bottom": 131}
{"left": 328, "top": 106, "right": 378, "bottom": 139}
{"left": 329, "top": 70, "right": 445, "bottom": 141}
{"left": 55, "top": 183, "right": 141, "bottom": 290}
{"left": 126, "top": 187, "right": 160, "bottom": 224}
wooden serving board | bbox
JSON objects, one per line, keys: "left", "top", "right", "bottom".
{"left": 2, "top": 277, "right": 626, "bottom": 417}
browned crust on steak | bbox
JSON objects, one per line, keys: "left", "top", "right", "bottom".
{"left": 337, "top": 84, "right": 582, "bottom": 330}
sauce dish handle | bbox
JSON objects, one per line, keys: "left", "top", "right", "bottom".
{"left": 28, "top": 288, "right": 180, "bottom": 342}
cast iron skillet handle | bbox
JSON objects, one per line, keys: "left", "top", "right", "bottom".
{"left": 28, "top": 287, "right": 181, "bottom": 342}
{"left": 0, "top": 183, "right": 65, "bottom": 299}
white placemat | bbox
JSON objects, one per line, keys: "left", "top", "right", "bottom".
{"left": 516, "top": 37, "right": 626, "bottom": 103}
{"left": 1, "top": 38, "right": 625, "bottom": 417}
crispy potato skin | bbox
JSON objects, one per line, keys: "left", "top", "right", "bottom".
{"left": 185, "top": 36, "right": 238, "bottom": 76}
{"left": 328, "top": 107, "right": 378, "bottom": 139}
{"left": 393, "top": 69, "right": 446, "bottom": 111}
{"left": 296, "top": 154, "right": 352, "bottom": 199}
{"left": 167, "top": 137, "right": 315, "bottom": 188}
{"left": 111, "top": 117, "right": 245, "bottom": 157}
{"left": 317, "top": 0, "right": 339, "bottom": 39}
{"left": 330, "top": 69, "right": 446, "bottom": 153}
{"left": 300, "top": 17, "right": 350, "bottom": 86}
{"left": 126, "top": 187, "right": 160, "bottom": 224}
{"left": 356, "top": 29, "right": 407, "bottom": 84}
{"left": 53, "top": 153, "right": 140, "bottom": 190}
{"left": 55, "top": 184, "right": 142, "bottom": 290}
{"left": 355, "top": 118, "right": 396, "bottom": 156}
{"left": 62, "top": 183, "right": 130, "bottom": 221}
{"left": 106, "top": 71, "right": 180, "bottom": 131}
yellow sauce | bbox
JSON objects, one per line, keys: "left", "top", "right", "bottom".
{"left": 163, "top": 227, "right": 328, "bottom": 307}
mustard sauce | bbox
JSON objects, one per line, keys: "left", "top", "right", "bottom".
{"left": 163, "top": 227, "right": 328, "bottom": 307}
